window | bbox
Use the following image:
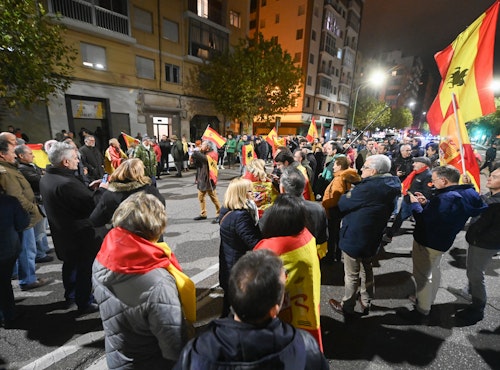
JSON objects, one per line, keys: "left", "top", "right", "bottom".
{"left": 311, "top": 30, "right": 316, "bottom": 41}
{"left": 136, "top": 56, "right": 155, "bottom": 79}
{"left": 296, "top": 29, "right": 303, "bottom": 40}
{"left": 319, "top": 77, "right": 332, "bottom": 96}
{"left": 250, "top": 19, "right": 257, "bottom": 29}
{"left": 275, "top": 14, "right": 280, "bottom": 24}
{"left": 305, "top": 96, "right": 310, "bottom": 108}
{"left": 262, "top": 0, "right": 267, "bottom": 6}
{"left": 133, "top": 7, "right": 152, "bottom": 33}
{"left": 197, "top": 0, "right": 208, "bottom": 18}
{"left": 189, "top": 18, "right": 229, "bottom": 59}
{"left": 307, "top": 75, "right": 312, "bottom": 86}
{"left": 298, "top": 4, "right": 305, "bottom": 16}
{"left": 324, "top": 34, "right": 336, "bottom": 56}
{"left": 165, "top": 63, "right": 180, "bottom": 83}
{"left": 163, "top": 19, "right": 179, "bottom": 42}
{"left": 229, "top": 10, "right": 240, "bottom": 28}
{"left": 293, "top": 52, "right": 301, "bottom": 63}
{"left": 317, "top": 100, "right": 322, "bottom": 110}
{"left": 260, "top": 19, "right": 266, "bottom": 28}
{"left": 309, "top": 53, "right": 314, "bottom": 64}
{"left": 327, "top": 103, "right": 331, "bottom": 112}
{"left": 80, "top": 42, "right": 106, "bottom": 70}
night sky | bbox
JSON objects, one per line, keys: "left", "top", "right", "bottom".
{"left": 358, "top": 0, "right": 500, "bottom": 78}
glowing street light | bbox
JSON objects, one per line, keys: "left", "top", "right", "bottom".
{"left": 350, "top": 69, "right": 387, "bottom": 130}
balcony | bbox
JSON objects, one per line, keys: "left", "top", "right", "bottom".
{"left": 47, "top": 0, "right": 134, "bottom": 43}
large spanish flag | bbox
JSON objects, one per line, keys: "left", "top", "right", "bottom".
{"left": 202, "top": 126, "right": 227, "bottom": 149}
{"left": 26, "top": 143, "right": 50, "bottom": 169}
{"left": 439, "top": 96, "right": 481, "bottom": 191}
{"left": 427, "top": 1, "right": 499, "bottom": 135}
{"left": 207, "top": 151, "right": 219, "bottom": 185}
{"left": 121, "top": 132, "right": 140, "bottom": 149}
{"left": 306, "top": 117, "right": 318, "bottom": 143}
{"left": 254, "top": 228, "right": 323, "bottom": 351}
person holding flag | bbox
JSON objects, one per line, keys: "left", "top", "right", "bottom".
{"left": 427, "top": 1, "right": 499, "bottom": 189}
{"left": 306, "top": 117, "right": 319, "bottom": 143}
{"left": 202, "top": 126, "right": 227, "bottom": 149}
{"left": 191, "top": 140, "right": 221, "bottom": 224}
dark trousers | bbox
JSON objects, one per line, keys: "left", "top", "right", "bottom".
{"left": 62, "top": 254, "right": 95, "bottom": 309}
{"left": 175, "top": 161, "right": 183, "bottom": 175}
{"left": 226, "top": 153, "right": 235, "bottom": 168}
{"left": 326, "top": 208, "right": 342, "bottom": 261}
{"left": 0, "top": 255, "right": 18, "bottom": 321}
{"left": 161, "top": 154, "right": 170, "bottom": 173}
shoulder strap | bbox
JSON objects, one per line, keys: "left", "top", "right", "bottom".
{"left": 219, "top": 210, "right": 233, "bottom": 225}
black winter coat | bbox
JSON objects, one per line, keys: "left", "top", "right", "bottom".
{"left": 466, "top": 192, "right": 500, "bottom": 250}
{"left": 40, "top": 166, "right": 101, "bottom": 261}
{"left": 218, "top": 207, "right": 261, "bottom": 291}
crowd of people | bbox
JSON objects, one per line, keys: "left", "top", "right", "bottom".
{"left": 1, "top": 126, "right": 499, "bottom": 369}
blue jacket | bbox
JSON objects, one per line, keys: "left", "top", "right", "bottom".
{"left": 338, "top": 174, "right": 401, "bottom": 258}
{"left": 411, "top": 184, "right": 486, "bottom": 252}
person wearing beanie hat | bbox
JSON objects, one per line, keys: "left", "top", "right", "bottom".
{"left": 383, "top": 157, "right": 434, "bottom": 243}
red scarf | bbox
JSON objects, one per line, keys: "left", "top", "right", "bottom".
{"left": 96, "top": 227, "right": 182, "bottom": 274}
{"left": 401, "top": 166, "right": 428, "bottom": 195}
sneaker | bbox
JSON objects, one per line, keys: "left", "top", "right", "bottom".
{"left": 35, "top": 255, "right": 54, "bottom": 263}
{"left": 220, "top": 166, "right": 225, "bottom": 169}
{"left": 382, "top": 234, "right": 392, "bottom": 243}
{"left": 212, "top": 217, "right": 220, "bottom": 224}
{"left": 447, "top": 286, "right": 472, "bottom": 302}
{"left": 396, "top": 307, "right": 429, "bottom": 325}
{"left": 193, "top": 216, "right": 207, "bottom": 221}
{"left": 20, "top": 277, "right": 53, "bottom": 291}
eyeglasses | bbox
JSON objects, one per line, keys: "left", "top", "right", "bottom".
{"left": 361, "top": 165, "right": 372, "bottom": 170}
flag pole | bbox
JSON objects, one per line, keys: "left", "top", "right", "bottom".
{"left": 450, "top": 92, "right": 467, "bottom": 175}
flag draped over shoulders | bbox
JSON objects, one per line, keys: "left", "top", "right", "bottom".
{"left": 207, "top": 151, "right": 219, "bottom": 185}
{"left": 427, "top": 1, "right": 499, "bottom": 135}
{"left": 121, "top": 132, "right": 140, "bottom": 149}
{"left": 254, "top": 228, "right": 323, "bottom": 351}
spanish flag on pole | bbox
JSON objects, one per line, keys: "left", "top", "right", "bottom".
{"left": 439, "top": 94, "right": 481, "bottom": 191}
{"left": 306, "top": 117, "right": 318, "bottom": 143}
{"left": 121, "top": 132, "right": 140, "bottom": 149}
{"left": 254, "top": 228, "right": 323, "bottom": 351}
{"left": 265, "top": 127, "right": 279, "bottom": 156}
{"left": 202, "top": 126, "right": 227, "bottom": 149}
{"left": 427, "top": 1, "right": 499, "bottom": 135}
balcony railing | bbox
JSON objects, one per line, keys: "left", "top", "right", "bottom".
{"left": 48, "top": 0, "right": 130, "bottom": 36}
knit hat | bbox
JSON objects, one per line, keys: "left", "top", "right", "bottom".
{"left": 413, "top": 157, "right": 431, "bottom": 167}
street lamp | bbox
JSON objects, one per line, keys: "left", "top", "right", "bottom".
{"left": 350, "top": 70, "right": 387, "bottom": 131}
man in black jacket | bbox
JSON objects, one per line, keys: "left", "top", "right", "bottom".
{"left": 174, "top": 250, "right": 328, "bottom": 370}
{"left": 79, "top": 135, "right": 104, "bottom": 181}
{"left": 450, "top": 165, "right": 500, "bottom": 323}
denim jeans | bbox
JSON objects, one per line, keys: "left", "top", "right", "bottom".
{"left": 62, "top": 255, "right": 95, "bottom": 309}
{"left": 16, "top": 227, "right": 38, "bottom": 286}
{"left": 34, "top": 218, "right": 50, "bottom": 259}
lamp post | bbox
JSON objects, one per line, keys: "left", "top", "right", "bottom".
{"left": 350, "top": 70, "right": 387, "bottom": 132}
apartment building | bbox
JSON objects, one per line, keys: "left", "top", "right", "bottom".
{"left": 250, "top": 0, "right": 364, "bottom": 138}
{"left": 5, "top": 0, "right": 249, "bottom": 144}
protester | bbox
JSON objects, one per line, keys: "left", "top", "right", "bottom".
{"left": 0, "top": 132, "right": 50, "bottom": 291}
{"left": 0, "top": 184, "right": 29, "bottom": 327}
{"left": 104, "top": 138, "right": 127, "bottom": 175}
{"left": 40, "top": 141, "right": 102, "bottom": 313}
{"left": 171, "top": 135, "right": 184, "bottom": 177}
{"left": 383, "top": 157, "right": 433, "bottom": 243}
{"left": 191, "top": 140, "right": 221, "bottom": 223}
{"left": 174, "top": 249, "right": 328, "bottom": 369}
{"left": 255, "top": 194, "right": 323, "bottom": 350}
{"left": 480, "top": 142, "right": 497, "bottom": 173}
{"left": 218, "top": 177, "right": 262, "bottom": 317}
{"left": 159, "top": 134, "right": 172, "bottom": 175}
{"left": 93, "top": 192, "right": 193, "bottom": 369}
{"left": 79, "top": 135, "right": 104, "bottom": 181}
{"left": 90, "top": 158, "right": 165, "bottom": 235}
{"left": 322, "top": 156, "right": 360, "bottom": 262}
{"left": 225, "top": 134, "right": 237, "bottom": 169}
{"left": 274, "top": 150, "right": 314, "bottom": 200}
{"left": 134, "top": 136, "right": 157, "bottom": 186}
{"left": 391, "top": 144, "right": 413, "bottom": 182}
{"left": 329, "top": 155, "right": 401, "bottom": 317}
{"left": 397, "top": 165, "right": 486, "bottom": 324}
{"left": 448, "top": 165, "right": 500, "bottom": 324}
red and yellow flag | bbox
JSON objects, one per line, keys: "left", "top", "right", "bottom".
{"left": 207, "top": 151, "right": 219, "bottom": 185}
{"left": 254, "top": 228, "right": 323, "bottom": 351}
{"left": 265, "top": 127, "right": 278, "bottom": 148}
{"left": 439, "top": 100, "right": 480, "bottom": 191}
{"left": 241, "top": 144, "right": 256, "bottom": 165}
{"left": 306, "top": 117, "right": 318, "bottom": 143}
{"left": 202, "top": 126, "right": 227, "bottom": 149}
{"left": 427, "top": 1, "right": 499, "bottom": 135}
{"left": 26, "top": 143, "right": 50, "bottom": 169}
{"left": 121, "top": 132, "right": 140, "bottom": 149}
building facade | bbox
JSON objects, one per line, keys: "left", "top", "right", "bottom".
{"left": 250, "top": 0, "right": 364, "bottom": 138}
{"left": 5, "top": 0, "right": 249, "bottom": 145}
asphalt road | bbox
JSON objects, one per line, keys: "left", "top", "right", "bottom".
{"left": 1, "top": 162, "right": 499, "bottom": 369}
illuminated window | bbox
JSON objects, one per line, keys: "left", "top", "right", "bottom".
{"left": 197, "top": 0, "right": 208, "bottom": 18}
{"left": 80, "top": 42, "right": 106, "bottom": 70}
{"left": 136, "top": 56, "right": 155, "bottom": 79}
{"left": 229, "top": 10, "right": 240, "bottom": 28}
